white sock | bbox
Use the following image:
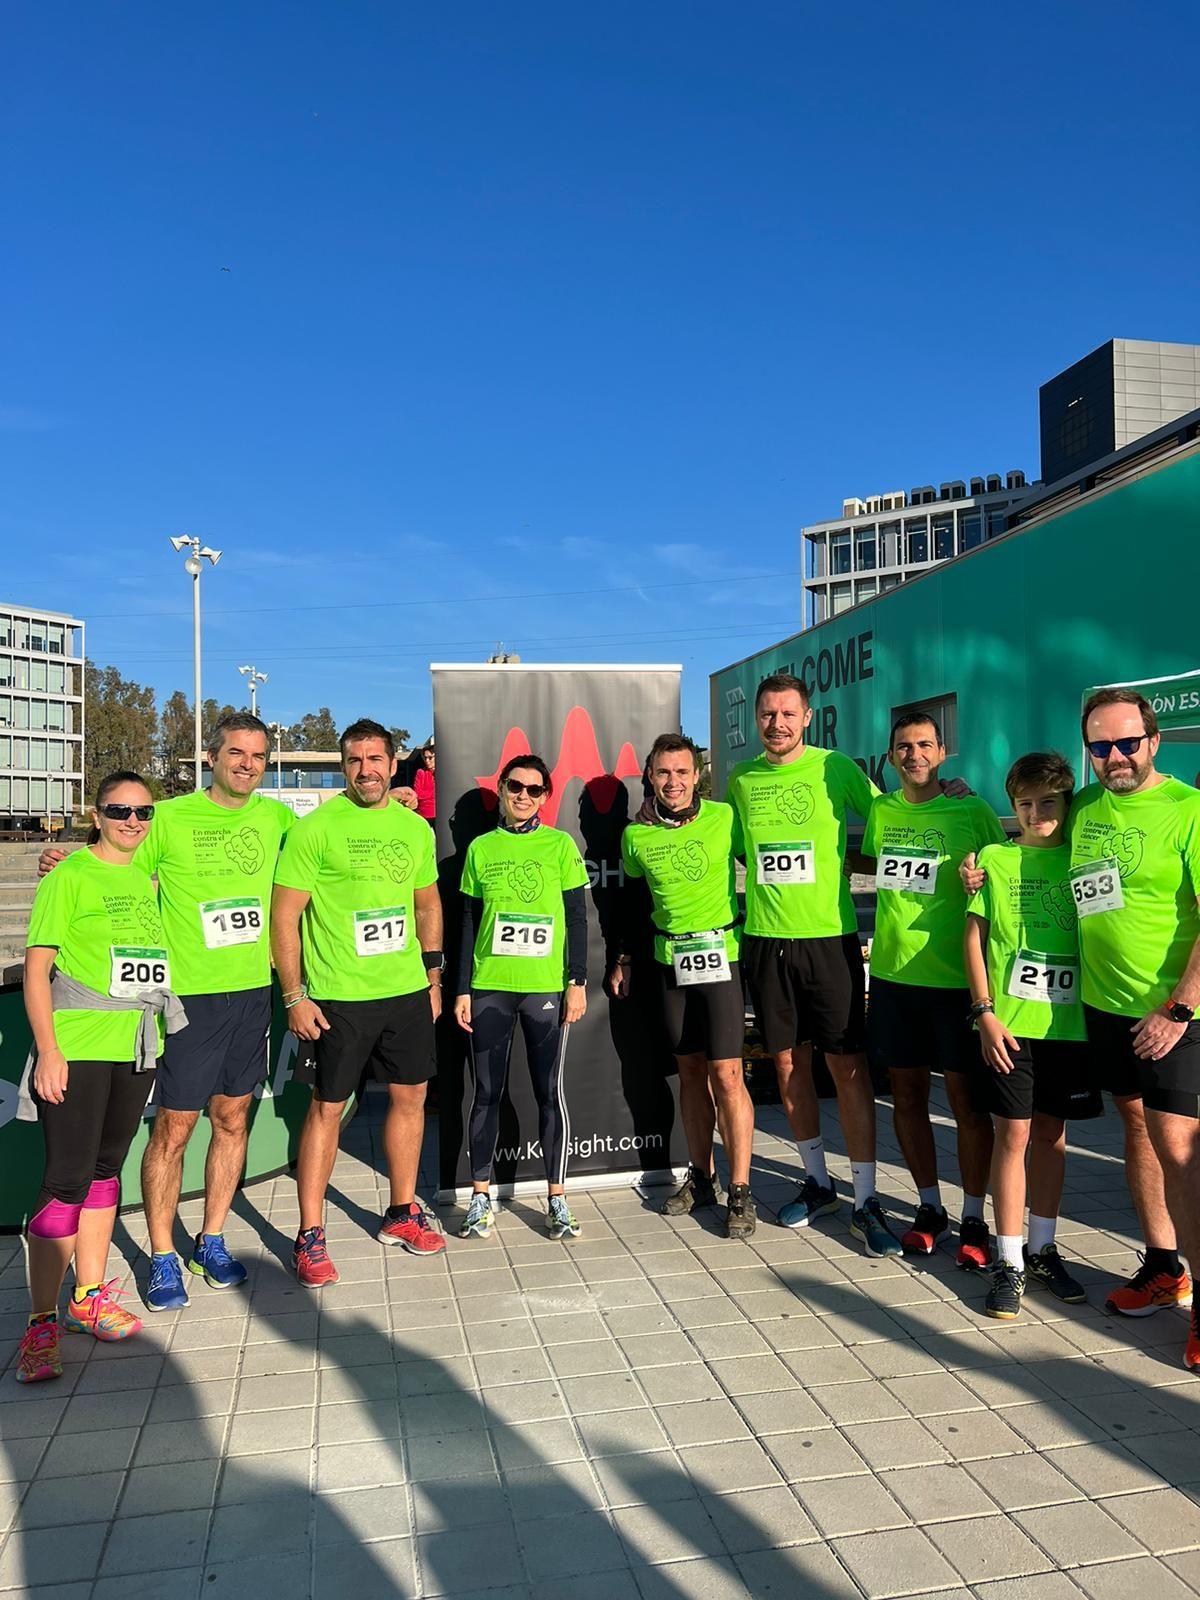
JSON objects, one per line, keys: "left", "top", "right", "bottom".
{"left": 851, "top": 1162, "right": 876, "bottom": 1210}
{"left": 918, "top": 1185, "right": 942, "bottom": 1210}
{"left": 797, "top": 1138, "right": 829, "bottom": 1187}
{"left": 997, "top": 1234, "right": 1024, "bottom": 1269}
{"left": 1027, "top": 1214, "right": 1057, "bottom": 1254}
{"left": 961, "top": 1194, "right": 986, "bottom": 1222}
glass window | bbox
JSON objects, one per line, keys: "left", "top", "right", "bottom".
{"left": 0, "top": 697, "right": 9, "bottom": 725}
{"left": 47, "top": 663, "right": 64, "bottom": 694}
{"left": 0, "top": 777, "right": 8, "bottom": 808}
{"left": 30, "top": 660, "right": 47, "bottom": 691}
{"left": 855, "top": 529, "right": 876, "bottom": 571}
{"left": 905, "top": 520, "right": 928, "bottom": 564}
{"left": 49, "top": 702, "right": 66, "bottom": 731}
{"left": 49, "top": 781, "right": 65, "bottom": 810}
{"left": 12, "top": 778, "right": 28, "bottom": 811}
{"left": 30, "top": 779, "right": 47, "bottom": 812}
{"left": 29, "top": 701, "right": 47, "bottom": 730}
{"left": 933, "top": 515, "right": 954, "bottom": 561}
{"left": 13, "top": 700, "right": 28, "bottom": 729}
{"left": 961, "top": 510, "right": 984, "bottom": 550}
{"left": 830, "top": 531, "right": 852, "bottom": 575}
{"left": 47, "top": 741, "right": 65, "bottom": 771}
{"left": 830, "top": 581, "right": 853, "bottom": 616}
{"left": 28, "top": 621, "right": 47, "bottom": 652}
{"left": 13, "top": 660, "right": 28, "bottom": 689}
{"left": 880, "top": 573, "right": 901, "bottom": 593}
{"left": 854, "top": 578, "right": 877, "bottom": 605}
{"left": 12, "top": 738, "right": 28, "bottom": 767}
{"left": 807, "top": 536, "right": 826, "bottom": 578}
{"left": 986, "top": 506, "right": 1009, "bottom": 540}
{"left": 48, "top": 624, "right": 65, "bottom": 654}
{"left": 11, "top": 620, "right": 28, "bottom": 651}
{"left": 0, "top": 657, "right": 9, "bottom": 685}
{"left": 878, "top": 521, "right": 901, "bottom": 566}
{"left": 29, "top": 740, "right": 46, "bottom": 771}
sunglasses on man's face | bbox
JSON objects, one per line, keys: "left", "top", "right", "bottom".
{"left": 505, "top": 779, "right": 547, "bottom": 799}
{"left": 99, "top": 803, "right": 155, "bottom": 821}
{"left": 1086, "top": 735, "right": 1148, "bottom": 759}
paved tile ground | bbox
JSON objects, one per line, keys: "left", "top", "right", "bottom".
{"left": 1, "top": 1084, "right": 1198, "bottom": 1599}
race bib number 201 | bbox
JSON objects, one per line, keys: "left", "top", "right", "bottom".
{"left": 1069, "top": 858, "right": 1124, "bottom": 917}
{"left": 354, "top": 907, "right": 408, "bottom": 956}
{"left": 757, "top": 841, "right": 815, "bottom": 886}
{"left": 109, "top": 946, "right": 170, "bottom": 998}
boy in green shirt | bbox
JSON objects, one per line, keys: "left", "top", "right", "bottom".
{"left": 965, "top": 752, "right": 1101, "bottom": 1320}
{"left": 862, "top": 714, "right": 1006, "bottom": 1267}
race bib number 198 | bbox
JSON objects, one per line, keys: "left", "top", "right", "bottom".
{"left": 354, "top": 908, "right": 408, "bottom": 956}
{"left": 757, "top": 841, "right": 815, "bottom": 886}
{"left": 109, "top": 946, "right": 170, "bottom": 998}
{"left": 1069, "top": 858, "right": 1124, "bottom": 917}
{"left": 199, "top": 897, "right": 264, "bottom": 949}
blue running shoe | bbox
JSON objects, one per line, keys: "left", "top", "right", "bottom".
{"left": 778, "top": 1177, "right": 840, "bottom": 1230}
{"left": 187, "top": 1233, "right": 248, "bottom": 1290}
{"left": 146, "top": 1252, "right": 189, "bottom": 1312}
{"left": 850, "top": 1197, "right": 902, "bottom": 1259}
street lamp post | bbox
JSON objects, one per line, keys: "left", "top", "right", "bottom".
{"left": 169, "top": 536, "right": 222, "bottom": 791}
{"left": 267, "top": 720, "right": 286, "bottom": 796}
{"left": 239, "top": 664, "right": 268, "bottom": 717}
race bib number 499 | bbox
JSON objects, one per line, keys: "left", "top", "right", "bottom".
{"left": 109, "top": 946, "right": 170, "bottom": 998}
{"left": 757, "top": 841, "right": 815, "bottom": 886}
{"left": 876, "top": 848, "right": 938, "bottom": 895}
{"left": 354, "top": 907, "right": 408, "bottom": 956}
{"left": 199, "top": 897, "right": 264, "bottom": 949}
{"left": 1006, "top": 950, "right": 1079, "bottom": 1005}
{"left": 1069, "top": 858, "right": 1124, "bottom": 917}
{"left": 671, "top": 933, "right": 731, "bottom": 987}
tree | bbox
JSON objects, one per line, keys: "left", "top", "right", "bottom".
{"left": 390, "top": 727, "right": 411, "bottom": 752}
{"left": 84, "top": 662, "right": 158, "bottom": 792}
{"left": 157, "top": 691, "right": 246, "bottom": 794}
{"left": 286, "top": 707, "right": 339, "bottom": 750}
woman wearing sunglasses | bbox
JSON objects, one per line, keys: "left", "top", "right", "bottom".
{"left": 454, "top": 754, "right": 589, "bottom": 1240}
{"left": 14, "top": 772, "right": 186, "bottom": 1383}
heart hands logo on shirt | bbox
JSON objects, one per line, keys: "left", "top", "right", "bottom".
{"left": 916, "top": 827, "right": 946, "bottom": 856}
{"left": 670, "top": 839, "right": 709, "bottom": 882}
{"left": 225, "top": 828, "right": 265, "bottom": 876}
{"left": 1101, "top": 827, "right": 1145, "bottom": 879}
{"left": 1041, "top": 882, "right": 1077, "bottom": 931}
{"left": 507, "top": 862, "right": 545, "bottom": 904}
{"left": 377, "top": 842, "right": 414, "bottom": 884}
{"left": 134, "top": 901, "right": 162, "bottom": 940}
{"left": 774, "top": 784, "right": 814, "bottom": 826}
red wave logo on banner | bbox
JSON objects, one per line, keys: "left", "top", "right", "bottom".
{"left": 475, "top": 705, "right": 642, "bottom": 826}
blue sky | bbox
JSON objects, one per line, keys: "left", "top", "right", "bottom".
{"left": 3, "top": 2, "right": 1197, "bottom": 743}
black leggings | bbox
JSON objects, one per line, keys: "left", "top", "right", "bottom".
{"left": 35, "top": 1059, "right": 155, "bottom": 1212}
{"left": 467, "top": 991, "right": 570, "bottom": 1187}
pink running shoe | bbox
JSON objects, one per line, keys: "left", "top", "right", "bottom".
{"left": 62, "top": 1280, "right": 143, "bottom": 1342}
{"left": 15, "top": 1320, "right": 63, "bottom": 1383}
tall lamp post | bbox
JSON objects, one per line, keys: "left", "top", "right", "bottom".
{"left": 266, "top": 720, "right": 286, "bottom": 796}
{"left": 239, "top": 664, "right": 268, "bottom": 717}
{"left": 169, "top": 535, "right": 222, "bottom": 791}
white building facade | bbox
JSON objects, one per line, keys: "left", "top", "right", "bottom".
{"left": 0, "top": 604, "right": 85, "bottom": 827}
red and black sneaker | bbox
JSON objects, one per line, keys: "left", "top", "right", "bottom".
{"left": 901, "top": 1204, "right": 951, "bottom": 1256}
{"left": 378, "top": 1204, "right": 447, "bottom": 1256}
{"left": 1106, "top": 1252, "right": 1192, "bottom": 1317}
{"left": 293, "top": 1225, "right": 340, "bottom": 1288}
{"left": 956, "top": 1216, "right": 992, "bottom": 1271}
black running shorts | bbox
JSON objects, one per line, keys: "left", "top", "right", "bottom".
{"left": 867, "top": 975, "right": 975, "bottom": 1075}
{"left": 1084, "top": 1004, "right": 1200, "bottom": 1117}
{"left": 156, "top": 986, "right": 272, "bottom": 1111}
{"left": 740, "top": 933, "right": 866, "bottom": 1056}
{"left": 969, "top": 1037, "right": 1103, "bottom": 1121}
{"left": 306, "top": 990, "right": 436, "bottom": 1104}
{"left": 658, "top": 961, "right": 745, "bottom": 1061}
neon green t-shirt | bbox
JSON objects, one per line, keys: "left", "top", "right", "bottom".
{"left": 26, "top": 848, "right": 167, "bottom": 1061}
{"left": 1069, "top": 777, "right": 1200, "bottom": 1017}
{"left": 460, "top": 824, "right": 590, "bottom": 993}
{"left": 621, "top": 800, "right": 742, "bottom": 966}
{"left": 967, "top": 842, "right": 1085, "bottom": 1042}
{"left": 727, "top": 748, "right": 878, "bottom": 939}
{"left": 864, "top": 792, "right": 1006, "bottom": 989}
{"left": 135, "top": 789, "right": 294, "bottom": 996}
{"left": 274, "top": 793, "right": 438, "bottom": 1002}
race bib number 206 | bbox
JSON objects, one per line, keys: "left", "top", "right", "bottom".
{"left": 109, "top": 946, "right": 170, "bottom": 998}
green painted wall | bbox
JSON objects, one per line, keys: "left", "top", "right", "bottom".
{"left": 712, "top": 449, "right": 1200, "bottom": 809}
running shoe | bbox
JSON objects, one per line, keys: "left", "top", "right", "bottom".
{"left": 985, "top": 1263, "right": 1026, "bottom": 1321}
{"left": 850, "top": 1197, "right": 902, "bottom": 1258}
{"left": 459, "top": 1193, "right": 494, "bottom": 1240}
{"left": 15, "top": 1319, "right": 62, "bottom": 1384}
{"left": 725, "top": 1184, "right": 757, "bottom": 1241}
{"left": 547, "top": 1196, "right": 581, "bottom": 1239}
{"left": 1024, "top": 1243, "right": 1086, "bottom": 1304}
{"left": 187, "top": 1233, "right": 248, "bottom": 1290}
{"left": 145, "top": 1253, "right": 190, "bottom": 1312}
{"left": 661, "top": 1165, "right": 724, "bottom": 1216}
{"left": 1105, "top": 1253, "right": 1192, "bottom": 1317}
{"left": 294, "top": 1225, "right": 340, "bottom": 1287}
{"left": 378, "top": 1204, "right": 447, "bottom": 1255}
{"left": 1186, "top": 1306, "right": 1200, "bottom": 1373}
{"left": 956, "top": 1216, "right": 992, "bottom": 1271}
{"left": 62, "top": 1281, "right": 143, "bottom": 1341}
{"left": 778, "top": 1177, "right": 840, "bottom": 1230}
{"left": 901, "top": 1204, "right": 951, "bottom": 1256}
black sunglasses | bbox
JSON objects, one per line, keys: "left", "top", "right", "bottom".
{"left": 505, "top": 779, "right": 547, "bottom": 799}
{"left": 1086, "top": 735, "right": 1148, "bottom": 759}
{"left": 99, "top": 803, "right": 155, "bottom": 821}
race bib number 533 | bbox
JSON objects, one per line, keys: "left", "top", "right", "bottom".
{"left": 1069, "top": 858, "right": 1124, "bottom": 917}
{"left": 757, "top": 841, "right": 815, "bottom": 886}
{"left": 109, "top": 946, "right": 170, "bottom": 998}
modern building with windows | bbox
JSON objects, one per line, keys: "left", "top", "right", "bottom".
{"left": 801, "top": 471, "right": 1034, "bottom": 628}
{"left": 0, "top": 605, "right": 85, "bottom": 828}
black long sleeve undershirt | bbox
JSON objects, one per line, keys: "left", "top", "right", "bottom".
{"left": 456, "top": 887, "right": 589, "bottom": 994}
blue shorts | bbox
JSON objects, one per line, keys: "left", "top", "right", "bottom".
{"left": 155, "top": 987, "right": 272, "bottom": 1112}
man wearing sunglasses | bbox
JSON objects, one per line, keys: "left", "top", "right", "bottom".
{"left": 1068, "top": 687, "right": 1200, "bottom": 1367}
{"left": 40, "top": 712, "right": 294, "bottom": 1312}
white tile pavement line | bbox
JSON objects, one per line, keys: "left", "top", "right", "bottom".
{"left": 0, "top": 1088, "right": 1197, "bottom": 1598}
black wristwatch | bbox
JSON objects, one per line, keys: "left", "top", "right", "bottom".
{"left": 1166, "top": 999, "right": 1195, "bottom": 1023}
